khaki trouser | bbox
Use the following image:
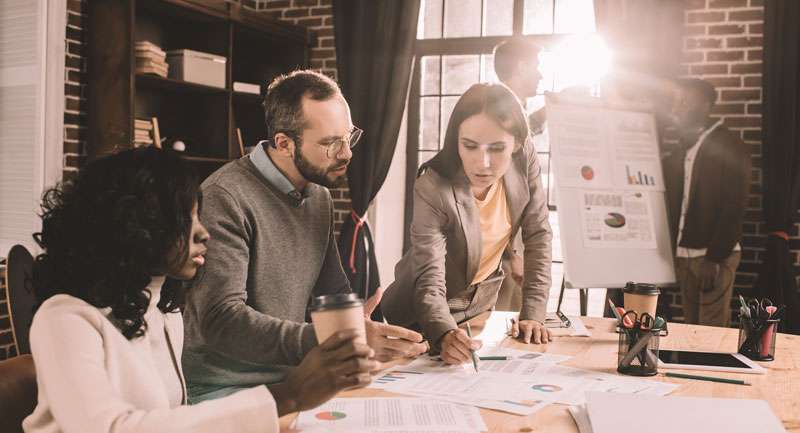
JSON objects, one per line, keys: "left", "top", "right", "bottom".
{"left": 675, "top": 252, "right": 741, "bottom": 327}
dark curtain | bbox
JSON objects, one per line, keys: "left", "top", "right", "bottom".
{"left": 333, "top": 0, "right": 420, "bottom": 320}
{"left": 755, "top": 0, "right": 800, "bottom": 334}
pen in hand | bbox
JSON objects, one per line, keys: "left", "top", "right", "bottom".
{"left": 466, "top": 323, "right": 479, "bottom": 373}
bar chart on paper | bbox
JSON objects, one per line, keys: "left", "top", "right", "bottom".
{"left": 625, "top": 165, "right": 656, "bottom": 186}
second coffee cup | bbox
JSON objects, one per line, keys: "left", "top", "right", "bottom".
{"left": 623, "top": 282, "right": 660, "bottom": 318}
{"left": 310, "top": 293, "right": 367, "bottom": 345}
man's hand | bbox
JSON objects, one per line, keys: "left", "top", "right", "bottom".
{"left": 363, "top": 287, "right": 385, "bottom": 318}
{"left": 698, "top": 259, "right": 719, "bottom": 292}
{"left": 364, "top": 320, "right": 428, "bottom": 362}
{"left": 277, "top": 329, "right": 378, "bottom": 414}
{"left": 509, "top": 251, "right": 524, "bottom": 285}
{"left": 509, "top": 318, "right": 551, "bottom": 344}
{"left": 439, "top": 328, "right": 482, "bottom": 365}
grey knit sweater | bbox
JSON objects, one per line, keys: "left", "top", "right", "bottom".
{"left": 182, "top": 156, "right": 350, "bottom": 389}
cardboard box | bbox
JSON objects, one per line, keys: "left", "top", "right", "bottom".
{"left": 166, "top": 49, "right": 226, "bottom": 88}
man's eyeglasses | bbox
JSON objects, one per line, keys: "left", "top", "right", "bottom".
{"left": 318, "top": 126, "right": 363, "bottom": 159}
{"left": 276, "top": 126, "right": 363, "bottom": 159}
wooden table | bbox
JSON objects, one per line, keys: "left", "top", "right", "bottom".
{"left": 281, "top": 313, "right": 800, "bottom": 432}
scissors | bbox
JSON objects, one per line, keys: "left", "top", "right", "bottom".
{"left": 620, "top": 311, "right": 657, "bottom": 330}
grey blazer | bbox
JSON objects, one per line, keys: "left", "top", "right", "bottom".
{"left": 381, "top": 141, "right": 552, "bottom": 346}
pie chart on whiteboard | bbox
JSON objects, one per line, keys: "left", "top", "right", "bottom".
{"left": 604, "top": 212, "right": 626, "bottom": 228}
{"left": 580, "top": 165, "right": 594, "bottom": 181}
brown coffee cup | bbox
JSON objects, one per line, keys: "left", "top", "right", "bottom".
{"left": 623, "top": 282, "right": 660, "bottom": 317}
{"left": 310, "top": 293, "right": 367, "bottom": 345}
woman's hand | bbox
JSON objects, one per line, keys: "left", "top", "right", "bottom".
{"left": 439, "top": 329, "right": 482, "bottom": 365}
{"left": 509, "top": 318, "right": 551, "bottom": 344}
{"left": 275, "top": 329, "right": 379, "bottom": 414}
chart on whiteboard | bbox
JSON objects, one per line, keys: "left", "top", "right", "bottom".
{"left": 548, "top": 104, "right": 665, "bottom": 192}
{"left": 579, "top": 190, "right": 656, "bottom": 249}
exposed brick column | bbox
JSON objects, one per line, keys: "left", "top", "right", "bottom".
{"left": 259, "top": 0, "right": 351, "bottom": 235}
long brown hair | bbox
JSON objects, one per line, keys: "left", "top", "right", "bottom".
{"left": 420, "top": 83, "right": 529, "bottom": 180}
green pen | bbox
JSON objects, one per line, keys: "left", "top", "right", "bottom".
{"left": 664, "top": 372, "right": 751, "bottom": 386}
{"left": 479, "top": 356, "right": 510, "bottom": 361}
{"left": 466, "top": 323, "right": 480, "bottom": 372}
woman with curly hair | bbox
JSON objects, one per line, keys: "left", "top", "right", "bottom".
{"left": 23, "top": 147, "right": 376, "bottom": 433}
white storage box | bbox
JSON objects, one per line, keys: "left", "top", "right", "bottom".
{"left": 166, "top": 49, "right": 226, "bottom": 88}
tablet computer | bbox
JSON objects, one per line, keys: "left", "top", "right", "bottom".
{"left": 657, "top": 349, "right": 765, "bottom": 374}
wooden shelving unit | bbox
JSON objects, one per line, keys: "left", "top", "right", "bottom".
{"left": 87, "top": 0, "right": 312, "bottom": 179}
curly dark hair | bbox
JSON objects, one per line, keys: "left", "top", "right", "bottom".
{"left": 32, "top": 147, "right": 201, "bottom": 339}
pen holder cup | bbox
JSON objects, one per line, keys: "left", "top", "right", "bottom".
{"left": 738, "top": 318, "right": 779, "bottom": 361}
{"left": 617, "top": 327, "right": 661, "bottom": 377}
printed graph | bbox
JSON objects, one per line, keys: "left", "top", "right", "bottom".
{"left": 531, "top": 384, "right": 563, "bottom": 393}
{"left": 374, "top": 370, "right": 423, "bottom": 385}
{"left": 626, "top": 165, "right": 655, "bottom": 186}
{"left": 315, "top": 411, "right": 347, "bottom": 421}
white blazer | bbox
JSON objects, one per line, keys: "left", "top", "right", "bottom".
{"left": 23, "top": 290, "right": 279, "bottom": 433}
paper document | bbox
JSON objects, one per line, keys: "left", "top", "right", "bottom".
{"left": 295, "top": 398, "right": 487, "bottom": 433}
{"left": 370, "top": 350, "right": 570, "bottom": 415}
{"left": 585, "top": 392, "right": 787, "bottom": 433}
{"left": 499, "top": 364, "right": 679, "bottom": 406}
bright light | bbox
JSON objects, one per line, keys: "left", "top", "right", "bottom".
{"left": 539, "top": 34, "right": 612, "bottom": 92}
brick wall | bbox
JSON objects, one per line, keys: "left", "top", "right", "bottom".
{"left": 257, "top": 0, "right": 352, "bottom": 233}
{"left": 0, "top": 267, "right": 15, "bottom": 359}
{"left": 63, "top": 0, "right": 87, "bottom": 181}
{"left": 661, "top": 0, "right": 770, "bottom": 323}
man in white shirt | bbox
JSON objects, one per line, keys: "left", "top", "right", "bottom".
{"left": 663, "top": 79, "right": 751, "bottom": 327}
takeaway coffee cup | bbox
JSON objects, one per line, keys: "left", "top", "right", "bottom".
{"left": 310, "top": 293, "right": 367, "bottom": 345}
{"left": 623, "top": 282, "right": 660, "bottom": 317}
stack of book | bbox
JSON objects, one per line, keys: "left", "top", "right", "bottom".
{"left": 134, "top": 118, "right": 154, "bottom": 148}
{"left": 135, "top": 41, "right": 168, "bottom": 77}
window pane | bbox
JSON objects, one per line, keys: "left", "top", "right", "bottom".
{"left": 442, "top": 55, "right": 480, "bottom": 95}
{"left": 523, "top": 0, "right": 554, "bottom": 35}
{"left": 536, "top": 51, "right": 556, "bottom": 93}
{"left": 554, "top": 0, "right": 596, "bottom": 34}
{"left": 420, "top": 97, "right": 440, "bottom": 151}
{"left": 483, "top": 0, "right": 513, "bottom": 36}
{"left": 418, "top": 0, "right": 443, "bottom": 39}
{"left": 444, "top": 0, "right": 481, "bottom": 38}
{"left": 480, "top": 54, "right": 498, "bottom": 83}
{"left": 421, "top": 56, "right": 441, "bottom": 95}
{"left": 418, "top": 151, "right": 438, "bottom": 169}
{"left": 440, "top": 96, "right": 459, "bottom": 146}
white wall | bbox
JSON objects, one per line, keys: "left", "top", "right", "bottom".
{"left": 371, "top": 104, "right": 407, "bottom": 288}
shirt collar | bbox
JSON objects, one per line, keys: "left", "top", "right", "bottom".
{"left": 250, "top": 141, "right": 307, "bottom": 205}
{"left": 688, "top": 119, "right": 724, "bottom": 151}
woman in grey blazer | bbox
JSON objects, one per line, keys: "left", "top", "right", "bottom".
{"left": 381, "top": 83, "right": 552, "bottom": 365}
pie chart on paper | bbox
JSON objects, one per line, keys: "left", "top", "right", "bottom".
{"left": 531, "top": 384, "right": 563, "bottom": 393}
{"left": 580, "top": 165, "right": 595, "bottom": 181}
{"left": 604, "top": 212, "right": 626, "bottom": 228}
{"left": 315, "top": 411, "right": 347, "bottom": 421}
